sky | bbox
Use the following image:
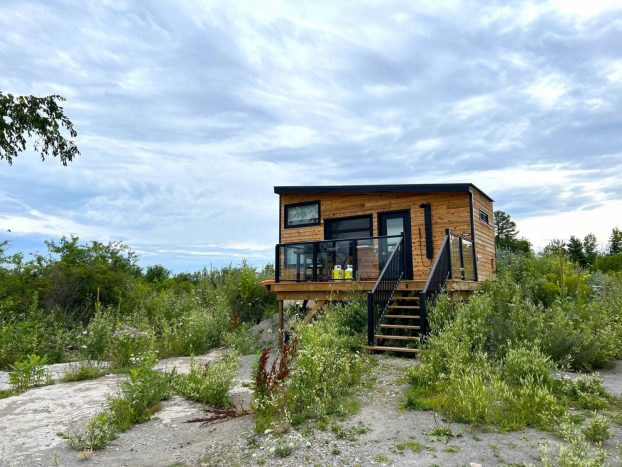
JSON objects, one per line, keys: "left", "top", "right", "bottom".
{"left": 1, "top": 0, "right": 622, "bottom": 272}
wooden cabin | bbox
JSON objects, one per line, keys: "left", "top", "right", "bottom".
{"left": 264, "top": 183, "right": 495, "bottom": 354}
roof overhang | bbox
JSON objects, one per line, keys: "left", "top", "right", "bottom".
{"left": 274, "top": 183, "right": 494, "bottom": 202}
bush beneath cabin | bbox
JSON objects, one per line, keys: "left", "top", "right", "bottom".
{"left": 253, "top": 299, "right": 370, "bottom": 433}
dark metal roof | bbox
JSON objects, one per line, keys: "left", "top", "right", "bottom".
{"left": 274, "top": 183, "right": 494, "bottom": 202}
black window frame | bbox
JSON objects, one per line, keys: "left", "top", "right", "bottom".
{"left": 284, "top": 200, "right": 321, "bottom": 229}
{"left": 479, "top": 209, "right": 489, "bottom": 225}
{"left": 324, "top": 214, "right": 373, "bottom": 240}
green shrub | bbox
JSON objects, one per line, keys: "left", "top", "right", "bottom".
{"left": 66, "top": 352, "right": 170, "bottom": 451}
{"left": 561, "top": 374, "right": 610, "bottom": 410}
{"left": 594, "top": 253, "right": 622, "bottom": 273}
{"left": 323, "top": 298, "right": 368, "bottom": 337}
{"left": 223, "top": 323, "right": 261, "bottom": 354}
{"left": 172, "top": 354, "right": 239, "bottom": 407}
{"left": 67, "top": 411, "right": 117, "bottom": 451}
{"left": 109, "top": 325, "right": 152, "bottom": 370}
{"left": 502, "top": 344, "right": 554, "bottom": 386}
{"left": 8, "top": 354, "right": 50, "bottom": 392}
{"left": 252, "top": 303, "right": 369, "bottom": 432}
{"left": 79, "top": 308, "right": 115, "bottom": 361}
{"left": 0, "top": 295, "right": 49, "bottom": 369}
{"left": 544, "top": 417, "right": 609, "bottom": 467}
{"left": 582, "top": 413, "right": 612, "bottom": 444}
{"left": 286, "top": 318, "right": 366, "bottom": 423}
{"left": 61, "top": 361, "right": 106, "bottom": 382}
{"left": 156, "top": 293, "right": 231, "bottom": 357}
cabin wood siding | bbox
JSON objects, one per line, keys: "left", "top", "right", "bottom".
{"left": 471, "top": 188, "right": 496, "bottom": 280}
{"left": 279, "top": 192, "right": 476, "bottom": 281}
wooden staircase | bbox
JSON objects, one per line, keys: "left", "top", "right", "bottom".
{"left": 365, "top": 291, "right": 422, "bottom": 355}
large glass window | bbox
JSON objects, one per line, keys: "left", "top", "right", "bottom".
{"left": 284, "top": 201, "right": 320, "bottom": 228}
{"left": 325, "top": 215, "right": 373, "bottom": 240}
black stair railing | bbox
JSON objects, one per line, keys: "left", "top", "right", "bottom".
{"left": 367, "top": 235, "right": 405, "bottom": 345}
{"left": 418, "top": 233, "right": 452, "bottom": 337}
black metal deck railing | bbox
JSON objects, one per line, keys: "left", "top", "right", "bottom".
{"left": 366, "top": 235, "right": 405, "bottom": 345}
{"left": 274, "top": 234, "right": 403, "bottom": 283}
{"left": 418, "top": 234, "right": 452, "bottom": 337}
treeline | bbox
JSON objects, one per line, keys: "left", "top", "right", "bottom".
{"left": 495, "top": 210, "right": 622, "bottom": 273}
{"left": 0, "top": 236, "right": 275, "bottom": 368}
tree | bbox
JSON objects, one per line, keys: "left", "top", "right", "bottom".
{"left": 0, "top": 93, "right": 79, "bottom": 165}
{"left": 494, "top": 210, "right": 518, "bottom": 240}
{"left": 609, "top": 227, "right": 622, "bottom": 255}
{"left": 566, "top": 235, "right": 586, "bottom": 268}
{"left": 494, "top": 210, "right": 531, "bottom": 253}
{"left": 543, "top": 239, "right": 566, "bottom": 256}
{"left": 37, "top": 236, "right": 141, "bottom": 322}
{"left": 145, "top": 264, "right": 171, "bottom": 284}
{"left": 582, "top": 233, "right": 598, "bottom": 267}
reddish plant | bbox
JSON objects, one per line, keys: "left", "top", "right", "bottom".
{"left": 255, "top": 344, "right": 292, "bottom": 397}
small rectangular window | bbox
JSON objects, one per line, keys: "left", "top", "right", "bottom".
{"left": 479, "top": 210, "right": 489, "bottom": 224}
{"left": 284, "top": 201, "right": 320, "bottom": 228}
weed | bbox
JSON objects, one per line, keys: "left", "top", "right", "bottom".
{"left": 331, "top": 422, "right": 370, "bottom": 441}
{"left": 274, "top": 442, "right": 294, "bottom": 458}
{"left": 443, "top": 446, "right": 460, "bottom": 453}
{"left": 246, "top": 436, "right": 260, "bottom": 449}
{"left": 392, "top": 438, "right": 423, "bottom": 454}
{"left": 172, "top": 354, "right": 239, "bottom": 407}
{"left": 582, "top": 413, "right": 611, "bottom": 444}
{"left": 403, "top": 386, "right": 433, "bottom": 411}
{"left": 373, "top": 454, "right": 392, "bottom": 464}
{"left": 286, "top": 316, "right": 367, "bottom": 422}
{"left": 426, "top": 427, "right": 462, "bottom": 444}
{"left": 8, "top": 354, "right": 50, "bottom": 392}
{"left": 66, "top": 352, "right": 170, "bottom": 451}
{"left": 60, "top": 361, "right": 106, "bottom": 382}
{"left": 252, "top": 345, "right": 292, "bottom": 432}
{"left": 331, "top": 446, "right": 341, "bottom": 456}
{"left": 502, "top": 343, "right": 554, "bottom": 386}
{"left": 562, "top": 374, "right": 610, "bottom": 410}
{"left": 548, "top": 418, "right": 609, "bottom": 467}
{"left": 223, "top": 324, "right": 261, "bottom": 354}
{"left": 78, "top": 309, "right": 114, "bottom": 361}
{"left": 109, "top": 325, "right": 152, "bottom": 370}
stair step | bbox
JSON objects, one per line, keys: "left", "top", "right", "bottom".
{"left": 393, "top": 296, "right": 419, "bottom": 301}
{"left": 365, "top": 345, "right": 421, "bottom": 354}
{"left": 388, "top": 305, "right": 420, "bottom": 310}
{"left": 379, "top": 324, "right": 421, "bottom": 330}
{"left": 374, "top": 334, "right": 421, "bottom": 341}
{"left": 384, "top": 314, "right": 420, "bottom": 319}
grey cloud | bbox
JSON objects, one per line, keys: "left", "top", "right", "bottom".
{"left": 1, "top": 0, "right": 622, "bottom": 270}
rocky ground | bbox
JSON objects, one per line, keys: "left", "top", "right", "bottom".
{"left": 0, "top": 353, "right": 621, "bottom": 466}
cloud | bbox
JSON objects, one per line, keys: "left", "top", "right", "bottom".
{"left": 0, "top": 0, "right": 621, "bottom": 270}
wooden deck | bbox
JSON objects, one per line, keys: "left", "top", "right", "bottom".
{"left": 264, "top": 279, "right": 480, "bottom": 301}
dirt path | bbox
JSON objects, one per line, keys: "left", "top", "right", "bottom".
{"left": 1, "top": 356, "right": 621, "bottom": 466}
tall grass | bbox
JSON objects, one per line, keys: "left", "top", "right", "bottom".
{"left": 406, "top": 252, "right": 622, "bottom": 434}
